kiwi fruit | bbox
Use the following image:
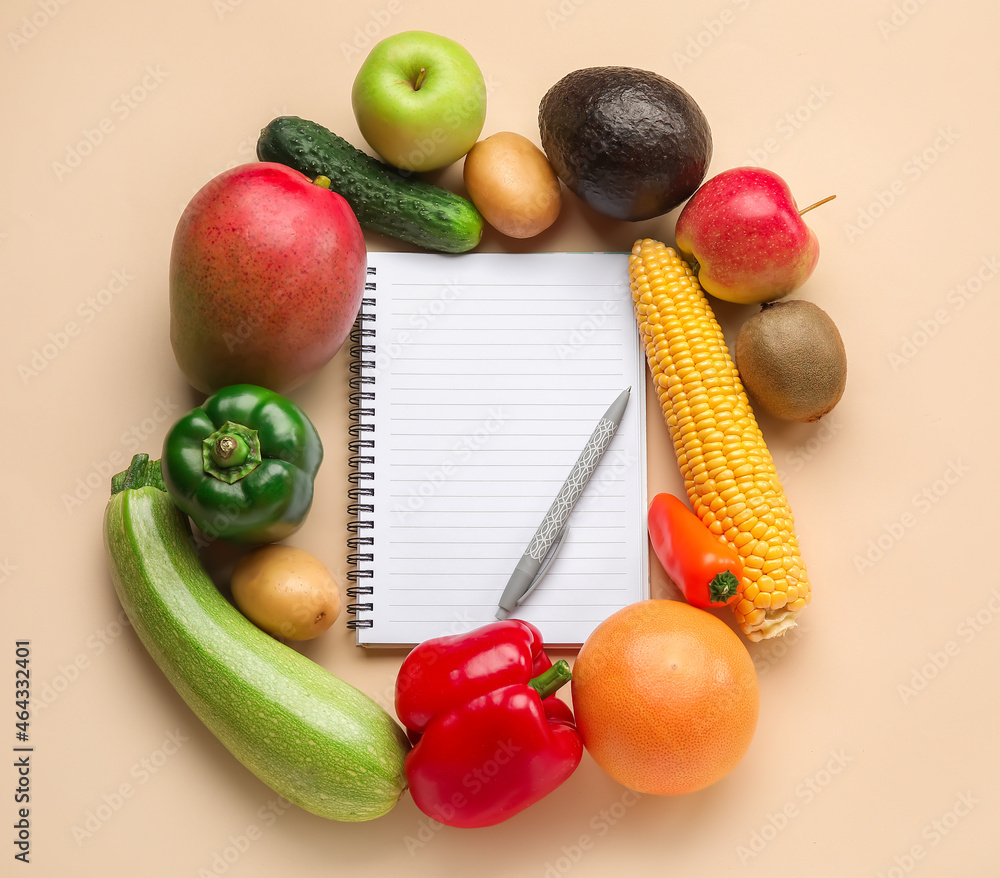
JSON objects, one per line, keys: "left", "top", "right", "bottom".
{"left": 537, "top": 66, "right": 712, "bottom": 221}
{"left": 735, "top": 300, "right": 847, "bottom": 423}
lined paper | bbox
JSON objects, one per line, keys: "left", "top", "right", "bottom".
{"left": 355, "top": 251, "right": 648, "bottom": 647}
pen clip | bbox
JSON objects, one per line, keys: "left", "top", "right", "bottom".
{"left": 515, "top": 525, "right": 570, "bottom": 608}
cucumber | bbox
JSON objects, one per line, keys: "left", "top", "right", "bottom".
{"left": 103, "top": 454, "right": 410, "bottom": 822}
{"left": 257, "top": 115, "right": 483, "bottom": 254}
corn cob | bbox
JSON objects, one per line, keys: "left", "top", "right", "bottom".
{"left": 628, "top": 238, "right": 809, "bottom": 641}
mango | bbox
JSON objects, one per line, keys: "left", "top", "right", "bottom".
{"left": 169, "top": 162, "right": 367, "bottom": 394}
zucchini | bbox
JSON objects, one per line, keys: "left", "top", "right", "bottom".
{"left": 257, "top": 115, "right": 483, "bottom": 254}
{"left": 103, "top": 454, "right": 410, "bottom": 821}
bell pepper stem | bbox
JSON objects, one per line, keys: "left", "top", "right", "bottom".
{"left": 211, "top": 432, "right": 251, "bottom": 468}
{"left": 202, "top": 422, "right": 262, "bottom": 483}
{"left": 528, "top": 659, "right": 572, "bottom": 701}
{"left": 709, "top": 570, "right": 741, "bottom": 604}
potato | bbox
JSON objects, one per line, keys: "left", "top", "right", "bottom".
{"left": 230, "top": 545, "right": 341, "bottom": 641}
{"left": 463, "top": 132, "right": 562, "bottom": 238}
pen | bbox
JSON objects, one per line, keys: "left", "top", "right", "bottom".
{"left": 495, "top": 387, "right": 631, "bottom": 620}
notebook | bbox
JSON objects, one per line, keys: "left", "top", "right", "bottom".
{"left": 346, "top": 251, "right": 648, "bottom": 648}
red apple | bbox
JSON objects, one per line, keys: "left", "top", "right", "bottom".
{"left": 674, "top": 167, "right": 834, "bottom": 305}
{"left": 169, "top": 162, "right": 367, "bottom": 393}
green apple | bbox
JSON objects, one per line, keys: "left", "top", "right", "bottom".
{"left": 351, "top": 30, "right": 487, "bottom": 173}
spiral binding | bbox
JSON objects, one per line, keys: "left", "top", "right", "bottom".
{"left": 346, "top": 266, "right": 377, "bottom": 630}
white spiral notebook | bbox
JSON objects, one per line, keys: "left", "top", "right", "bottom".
{"left": 346, "top": 251, "right": 649, "bottom": 648}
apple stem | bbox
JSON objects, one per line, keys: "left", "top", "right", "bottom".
{"left": 798, "top": 194, "right": 836, "bottom": 216}
{"left": 413, "top": 67, "right": 427, "bottom": 91}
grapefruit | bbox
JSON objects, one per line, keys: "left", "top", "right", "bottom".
{"left": 571, "top": 599, "right": 759, "bottom": 795}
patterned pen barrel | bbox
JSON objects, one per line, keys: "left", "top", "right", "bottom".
{"left": 496, "top": 387, "right": 631, "bottom": 619}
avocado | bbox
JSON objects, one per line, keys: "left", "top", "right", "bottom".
{"left": 537, "top": 67, "right": 712, "bottom": 221}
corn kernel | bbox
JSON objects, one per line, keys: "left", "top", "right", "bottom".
{"left": 755, "top": 574, "right": 775, "bottom": 593}
{"left": 732, "top": 531, "right": 754, "bottom": 549}
{"left": 743, "top": 553, "right": 765, "bottom": 570}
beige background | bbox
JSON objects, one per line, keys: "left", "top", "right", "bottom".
{"left": 2, "top": 0, "right": 997, "bottom": 874}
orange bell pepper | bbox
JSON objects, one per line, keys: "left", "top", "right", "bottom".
{"left": 647, "top": 492, "right": 743, "bottom": 608}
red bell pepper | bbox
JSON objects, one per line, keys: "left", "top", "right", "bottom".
{"left": 647, "top": 492, "right": 743, "bottom": 608}
{"left": 394, "top": 620, "right": 583, "bottom": 828}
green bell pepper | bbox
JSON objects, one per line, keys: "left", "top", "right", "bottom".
{"left": 160, "top": 384, "right": 323, "bottom": 544}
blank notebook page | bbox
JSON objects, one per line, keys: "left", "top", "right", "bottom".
{"left": 350, "top": 251, "right": 648, "bottom": 647}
